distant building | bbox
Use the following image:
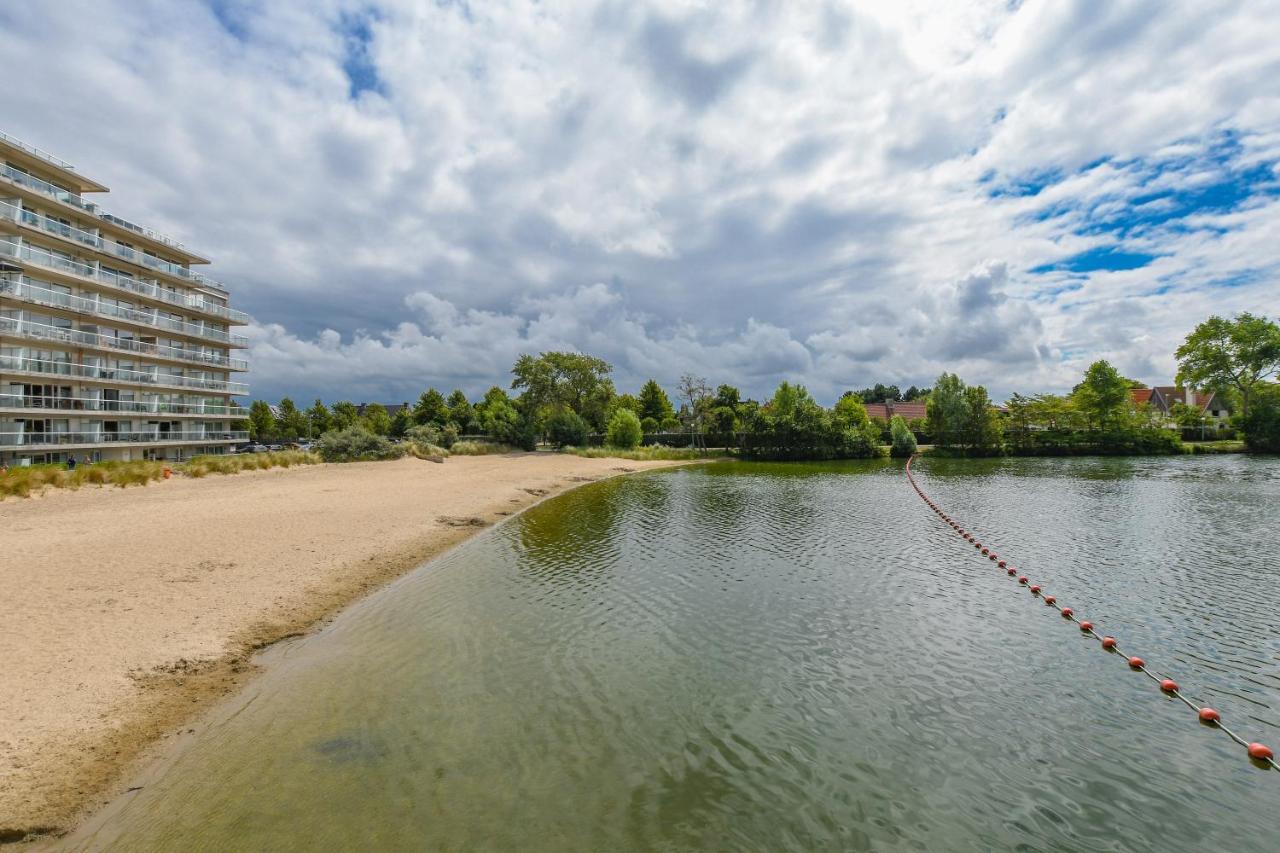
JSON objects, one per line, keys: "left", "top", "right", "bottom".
{"left": 862, "top": 400, "right": 928, "bottom": 421}
{"left": 1130, "top": 386, "right": 1231, "bottom": 428}
{"left": 1, "top": 130, "right": 249, "bottom": 465}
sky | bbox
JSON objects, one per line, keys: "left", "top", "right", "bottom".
{"left": 2, "top": 0, "right": 1278, "bottom": 405}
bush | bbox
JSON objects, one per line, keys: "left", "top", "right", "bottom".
{"left": 449, "top": 440, "right": 523, "bottom": 455}
{"left": 317, "top": 427, "right": 405, "bottom": 462}
{"left": 606, "top": 409, "right": 643, "bottom": 449}
{"left": 640, "top": 416, "right": 659, "bottom": 433}
{"left": 564, "top": 445, "right": 711, "bottom": 461}
{"left": 547, "top": 410, "right": 589, "bottom": 448}
{"left": 890, "top": 414, "right": 918, "bottom": 457}
{"left": 660, "top": 416, "right": 681, "bottom": 432}
{"left": 1242, "top": 384, "right": 1280, "bottom": 452}
{"left": 405, "top": 423, "right": 458, "bottom": 449}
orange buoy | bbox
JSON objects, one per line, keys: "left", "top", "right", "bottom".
{"left": 1101, "top": 636, "right": 1117, "bottom": 650}
{"left": 1160, "top": 679, "right": 1178, "bottom": 693}
{"left": 1128, "top": 656, "right": 1145, "bottom": 669}
{"left": 1060, "top": 607, "right": 1073, "bottom": 618}
{"left": 1198, "top": 707, "right": 1220, "bottom": 724}
{"left": 1079, "top": 621, "right": 1093, "bottom": 631}
{"left": 1247, "top": 743, "right": 1274, "bottom": 761}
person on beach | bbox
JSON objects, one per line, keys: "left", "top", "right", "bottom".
{"left": 66, "top": 456, "right": 77, "bottom": 471}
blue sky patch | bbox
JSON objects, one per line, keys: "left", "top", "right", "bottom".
{"left": 339, "top": 11, "right": 385, "bottom": 98}
{"left": 1031, "top": 246, "right": 1157, "bottom": 274}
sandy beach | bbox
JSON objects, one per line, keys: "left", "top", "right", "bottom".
{"left": 0, "top": 453, "right": 689, "bottom": 841}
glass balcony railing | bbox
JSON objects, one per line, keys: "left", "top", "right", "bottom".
{"left": 0, "top": 200, "right": 228, "bottom": 291}
{"left": 0, "top": 430, "right": 248, "bottom": 447}
{"left": 0, "top": 316, "right": 249, "bottom": 370}
{"left": 1, "top": 275, "right": 248, "bottom": 346}
{"left": 0, "top": 393, "right": 240, "bottom": 416}
{"left": 0, "top": 237, "right": 249, "bottom": 324}
{"left": 0, "top": 355, "right": 248, "bottom": 395}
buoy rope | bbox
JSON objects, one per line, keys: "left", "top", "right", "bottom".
{"left": 904, "top": 454, "right": 1278, "bottom": 772}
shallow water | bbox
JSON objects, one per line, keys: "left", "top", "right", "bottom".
{"left": 75, "top": 457, "right": 1280, "bottom": 851}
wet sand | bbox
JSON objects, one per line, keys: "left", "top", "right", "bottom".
{"left": 0, "top": 454, "right": 689, "bottom": 842}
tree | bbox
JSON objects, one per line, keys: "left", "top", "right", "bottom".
{"left": 1072, "top": 360, "right": 1132, "bottom": 430}
{"left": 330, "top": 401, "right": 360, "bottom": 430}
{"left": 1176, "top": 313, "right": 1280, "bottom": 419}
{"left": 412, "top": 389, "right": 449, "bottom": 426}
{"left": 445, "top": 389, "right": 473, "bottom": 431}
{"left": 606, "top": 409, "right": 643, "bottom": 449}
{"left": 677, "top": 374, "right": 712, "bottom": 444}
{"left": 247, "top": 400, "right": 277, "bottom": 442}
{"left": 855, "top": 383, "right": 902, "bottom": 404}
{"left": 637, "top": 379, "right": 676, "bottom": 424}
{"left": 389, "top": 406, "right": 413, "bottom": 438}
{"left": 926, "top": 373, "right": 968, "bottom": 449}
{"left": 511, "top": 351, "right": 616, "bottom": 430}
{"left": 475, "top": 386, "right": 535, "bottom": 450}
{"left": 547, "top": 410, "right": 589, "bottom": 448}
{"left": 640, "top": 416, "right": 660, "bottom": 433}
{"left": 276, "top": 397, "right": 308, "bottom": 440}
{"left": 1241, "top": 383, "right": 1280, "bottom": 452}
{"left": 362, "top": 403, "right": 392, "bottom": 436}
{"left": 305, "top": 399, "right": 332, "bottom": 438}
{"left": 890, "top": 414, "right": 917, "bottom": 457}
{"left": 830, "top": 393, "right": 881, "bottom": 456}
{"left": 961, "top": 385, "right": 1002, "bottom": 451}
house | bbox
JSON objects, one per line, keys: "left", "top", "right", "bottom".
{"left": 862, "top": 400, "right": 928, "bottom": 422}
{"left": 1130, "top": 386, "right": 1231, "bottom": 429}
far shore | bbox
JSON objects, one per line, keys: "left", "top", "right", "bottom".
{"left": 0, "top": 453, "right": 695, "bottom": 842}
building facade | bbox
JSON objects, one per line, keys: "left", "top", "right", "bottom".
{"left": 0, "top": 130, "right": 248, "bottom": 466}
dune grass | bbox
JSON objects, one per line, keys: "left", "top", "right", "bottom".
{"left": 0, "top": 451, "right": 321, "bottom": 499}
{"left": 448, "top": 440, "right": 524, "bottom": 455}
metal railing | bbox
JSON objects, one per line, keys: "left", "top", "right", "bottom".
{"left": 0, "top": 275, "right": 247, "bottom": 346}
{"left": 0, "top": 130, "right": 76, "bottom": 170}
{"left": 0, "top": 161, "right": 193, "bottom": 254}
{"left": 0, "top": 316, "right": 248, "bottom": 370}
{"left": 0, "top": 393, "right": 239, "bottom": 416}
{"left": 0, "top": 201, "right": 224, "bottom": 291}
{"left": 0, "top": 430, "right": 247, "bottom": 447}
{"left": 0, "top": 355, "right": 249, "bottom": 395}
{"left": 0, "top": 237, "right": 248, "bottom": 324}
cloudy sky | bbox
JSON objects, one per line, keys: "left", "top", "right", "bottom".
{"left": 3, "top": 1, "right": 1278, "bottom": 404}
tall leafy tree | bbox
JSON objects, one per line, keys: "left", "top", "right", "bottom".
{"left": 637, "top": 379, "right": 676, "bottom": 424}
{"left": 330, "top": 400, "right": 360, "bottom": 430}
{"left": 961, "top": 385, "right": 1002, "bottom": 451}
{"left": 926, "top": 373, "right": 968, "bottom": 449}
{"left": 511, "top": 352, "right": 615, "bottom": 429}
{"left": 276, "top": 397, "right": 308, "bottom": 440}
{"left": 1176, "top": 313, "right": 1280, "bottom": 418}
{"left": 389, "top": 406, "right": 413, "bottom": 438}
{"left": 247, "top": 399, "right": 277, "bottom": 442}
{"left": 445, "top": 389, "right": 473, "bottom": 430}
{"left": 362, "top": 403, "right": 392, "bottom": 435}
{"left": 1072, "top": 360, "right": 1132, "bottom": 430}
{"left": 412, "top": 389, "right": 449, "bottom": 425}
{"left": 305, "top": 398, "right": 332, "bottom": 437}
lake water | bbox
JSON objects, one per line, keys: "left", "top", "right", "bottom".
{"left": 72, "top": 457, "right": 1280, "bottom": 852}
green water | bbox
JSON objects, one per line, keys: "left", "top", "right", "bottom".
{"left": 73, "top": 457, "right": 1279, "bottom": 851}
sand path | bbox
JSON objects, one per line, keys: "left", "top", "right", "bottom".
{"left": 0, "top": 453, "right": 688, "bottom": 841}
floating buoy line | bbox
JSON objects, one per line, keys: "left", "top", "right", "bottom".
{"left": 904, "top": 454, "right": 1277, "bottom": 771}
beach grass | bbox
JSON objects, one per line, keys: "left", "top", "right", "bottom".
{"left": 1, "top": 451, "right": 320, "bottom": 499}
{"left": 449, "top": 440, "right": 524, "bottom": 455}
{"left": 563, "top": 445, "right": 725, "bottom": 461}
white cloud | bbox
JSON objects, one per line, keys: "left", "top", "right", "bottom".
{"left": 3, "top": 0, "right": 1278, "bottom": 403}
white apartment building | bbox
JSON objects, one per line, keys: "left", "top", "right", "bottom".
{"left": 0, "top": 130, "right": 248, "bottom": 466}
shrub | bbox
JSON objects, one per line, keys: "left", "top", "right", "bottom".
{"left": 1242, "top": 384, "right": 1280, "bottom": 452}
{"left": 450, "top": 440, "right": 522, "bottom": 455}
{"left": 317, "top": 427, "right": 405, "bottom": 462}
{"left": 890, "top": 414, "right": 918, "bottom": 457}
{"left": 547, "top": 410, "right": 589, "bottom": 448}
{"left": 660, "top": 416, "right": 681, "bottom": 432}
{"left": 405, "top": 423, "right": 458, "bottom": 449}
{"left": 606, "top": 409, "right": 643, "bottom": 449}
{"left": 640, "top": 416, "right": 659, "bottom": 433}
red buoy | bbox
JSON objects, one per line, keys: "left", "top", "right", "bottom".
{"left": 1030, "top": 585, "right": 1041, "bottom": 594}
{"left": 981, "top": 547, "right": 989, "bottom": 555}
{"left": 1043, "top": 595, "right": 1056, "bottom": 605}
{"left": 1247, "top": 743, "right": 1274, "bottom": 761}
{"left": 1128, "top": 656, "right": 1145, "bottom": 669}
{"left": 989, "top": 554, "right": 998, "bottom": 561}
{"left": 1198, "top": 707, "right": 1220, "bottom": 724}
{"left": 1007, "top": 567, "right": 1016, "bottom": 576}
{"left": 1060, "top": 607, "right": 1073, "bottom": 618}
{"left": 1101, "top": 636, "right": 1117, "bottom": 650}
{"left": 997, "top": 560, "right": 1006, "bottom": 568}
{"left": 1160, "top": 679, "right": 1178, "bottom": 693}
{"left": 1018, "top": 576, "right": 1028, "bottom": 585}
{"left": 1079, "top": 621, "right": 1093, "bottom": 631}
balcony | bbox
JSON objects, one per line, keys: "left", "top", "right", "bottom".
{"left": 0, "top": 237, "right": 249, "bottom": 324}
{"left": 0, "top": 162, "right": 194, "bottom": 256}
{"left": 0, "top": 430, "right": 248, "bottom": 448}
{"left": 0, "top": 203, "right": 230, "bottom": 297}
{"left": 0, "top": 393, "right": 240, "bottom": 417}
{"left": 0, "top": 130, "right": 75, "bottom": 170}
{"left": 0, "top": 317, "right": 249, "bottom": 371}
{"left": 1, "top": 276, "right": 249, "bottom": 346}
{"left": 0, "top": 355, "right": 249, "bottom": 395}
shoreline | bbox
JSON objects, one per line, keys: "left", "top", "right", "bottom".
{"left": 0, "top": 454, "right": 699, "bottom": 844}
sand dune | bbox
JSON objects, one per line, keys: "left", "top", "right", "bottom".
{"left": 0, "top": 453, "right": 688, "bottom": 840}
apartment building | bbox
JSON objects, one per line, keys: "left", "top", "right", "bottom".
{"left": 0, "top": 130, "right": 248, "bottom": 466}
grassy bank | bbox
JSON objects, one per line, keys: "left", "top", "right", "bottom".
{"left": 564, "top": 445, "right": 722, "bottom": 461}
{"left": 0, "top": 451, "right": 320, "bottom": 499}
